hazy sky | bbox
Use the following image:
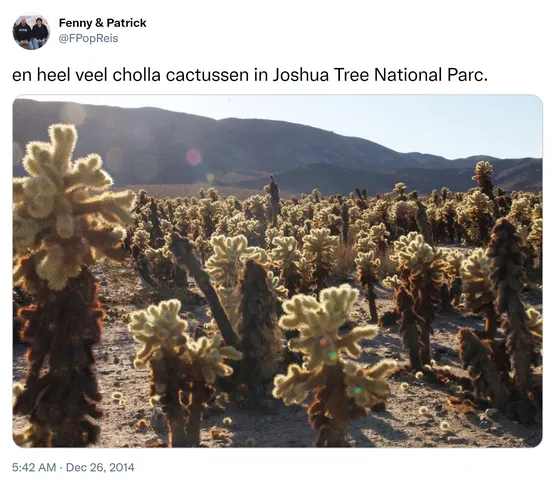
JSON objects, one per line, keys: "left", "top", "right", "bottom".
{"left": 21, "top": 95, "right": 542, "bottom": 159}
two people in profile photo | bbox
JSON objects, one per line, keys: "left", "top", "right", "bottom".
{"left": 14, "top": 16, "right": 49, "bottom": 50}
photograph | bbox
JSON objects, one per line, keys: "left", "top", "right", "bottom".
{"left": 13, "top": 14, "right": 49, "bottom": 50}
{"left": 12, "top": 94, "right": 542, "bottom": 448}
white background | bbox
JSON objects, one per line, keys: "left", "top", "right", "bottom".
{"left": 2, "top": 1, "right": 552, "bottom": 486}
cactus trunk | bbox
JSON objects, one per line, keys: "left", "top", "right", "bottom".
{"left": 483, "top": 303, "right": 500, "bottom": 339}
{"left": 14, "top": 267, "right": 103, "bottom": 447}
{"left": 185, "top": 387, "right": 204, "bottom": 447}
{"left": 364, "top": 282, "right": 379, "bottom": 323}
{"left": 168, "top": 415, "right": 188, "bottom": 448}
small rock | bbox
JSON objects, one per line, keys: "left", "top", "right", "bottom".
{"left": 446, "top": 437, "right": 467, "bottom": 445}
{"left": 150, "top": 408, "right": 167, "bottom": 431}
{"left": 485, "top": 408, "right": 499, "bottom": 418}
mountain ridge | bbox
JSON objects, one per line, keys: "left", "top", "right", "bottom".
{"left": 12, "top": 99, "right": 542, "bottom": 193}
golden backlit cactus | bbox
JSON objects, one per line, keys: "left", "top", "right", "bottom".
{"left": 180, "top": 334, "right": 242, "bottom": 384}
{"left": 354, "top": 232, "right": 375, "bottom": 254}
{"left": 13, "top": 124, "right": 135, "bottom": 447}
{"left": 13, "top": 124, "right": 135, "bottom": 290}
{"left": 129, "top": 299, "right": 188, "bottom": 366}
{"left": 391, "top": 232, "right": 445, "bottom": 276}
{"left": 343, "top": 360, "right": 395, "bottom": 408}
{"left": 368, "top": 222, "right": 390, "bottom": 255}
{"left": 355, "top": 251, "right": 381, "bottom": 323}
{"left": 274, "top": 284, "right": 395, "bottom": 446}
{"left": 206, "top": 234, "right": 257, "bottom": 286}
{"left": 528, "top": 216, "right": 542, "bottom": 268}
{"left": 488, "top": 218, "right": 535, "bottom": 402}
{"left": 394, "top": 182, "right": 408, "bottom": 198}
{"left": 508, "top": 196, "right": 533, "bottom": 228}
{"left": 383, "top": 274, "right": 403, "bottom": 291}
{"left": 444, "top": 249, "right": 464, "bottom": 307}
{"left": 525, "top": 308, "right": 542, "bottom": 340}
{"left": 302, "top": 228, "right": 339, "bottom": 293}
{"left": 279, "top": 284, "right": 377, "bottom": 370}
{"left": 205, "top": 234, "right": 258, "bottom": 324}
{"left": 472, "top": 161, "right": 495, "bottom": 200}
{"left": 131, "top": 228, "right": 150, "bottom": 251}
{"left": 391, "top": 232, "right": 445, "bottom": 365}
{"left": 129, "top": 299, "right": 242, "bottom": 446}
{"left": 460, "top": 248, "right": 499, "bottom": 338}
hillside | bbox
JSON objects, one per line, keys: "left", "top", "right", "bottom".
{"left": 13, "top": 99, "right": 542, "bottom": 193}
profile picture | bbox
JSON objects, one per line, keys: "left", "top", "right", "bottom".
{"left": 13, "top": 14, "right": 49, "bottom": 50}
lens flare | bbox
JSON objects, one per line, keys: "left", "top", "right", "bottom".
{"left": 106, "top": 147, "right": 125, "bottom": 172}
{"left": 186, "top": 148, "right": 202, "bottom": 166}
{"left": 60, "top": 103, "right": 86, "bottom": 126}
{"left": 206, "top": 173, "right": 215, "bottom": 182}
{"left": 354, "top": 386, "right": 362, "bottom": 394}
{"left": 328, "top": 351, "right": 338, "bottom": 361}
{"left": 13, "top": 142, "right": 22, "bottom": 167}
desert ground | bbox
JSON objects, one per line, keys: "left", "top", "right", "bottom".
{"left": 13, "top": 251, "right": 542, "bottom": 448}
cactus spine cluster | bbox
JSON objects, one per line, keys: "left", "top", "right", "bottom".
{"left": 130, "top": 299, "right": 242, "bottom": 446}
{"left": 273, "top": 284, "right": 395, "bottom": 446}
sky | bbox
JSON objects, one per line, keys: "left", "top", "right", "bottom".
{"left": 21, "top": 95, "right": 542, "bottom": 159}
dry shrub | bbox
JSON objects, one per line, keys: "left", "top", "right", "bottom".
{"left": 332, "top": 244, "right": 357, "bottom": 280}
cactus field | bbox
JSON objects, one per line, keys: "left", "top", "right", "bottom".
{"left": 13, "top": 124, "right": 542, "bottom": 448}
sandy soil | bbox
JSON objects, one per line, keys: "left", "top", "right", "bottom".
{"left": 13, "top": 256, "right": 542, "bottom": 448}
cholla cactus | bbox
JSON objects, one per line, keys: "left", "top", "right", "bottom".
{"left": 488, "top": 219, "right": 535, "bottom": 400}
{"left": 390, "top": 200, "right": 417, "bottom": 232}
{"left": 297, "top": 256, "right": 312, "bottom": 294}
{"left": 130, "top": 299, "right": 242, "bottom": 446}
{"left": 302, "top": 228, "right": 339, "bottom": 293}
{"left": 354, "top": 232, "right": 375, "bottom": 254}
{"left": 12, "top": 124, "right": 135, "bottom": 447}
{"left": 460, "top": 248, "right": 499, "bottom": 338}
{"left": 472, "top": 161, "right": 495, "bottom": 200}
{"left": 394, "top": 182, "right": 408, "bottom": 200}
{"left": 525, "top": 308, "right": 542, "bottom": 340}
{"left": 273, "top": 284, "right": 395, "bottom": 446}
{"left": 528, "top": 216, "right": 542, "bottom": 268}
{"left": 265, "top": 227, "right": 280, "bottom": 250}
{"left": 270, "top": 236, "right": 302, "bottom": 297}
{"left": 13, "top": 125, "right": 135, "bottom": 290}
{"left": 368, "top": 223, "right": 390, "bottom": 255}
{"left": 206, "top": 234, "right": 258, "bottom": 325}
{"left": 464, "top": 191, "right": 495, "bottom": 245}
{"left": 356, "top": 251, "right": 381, "bottom": 323}
{"left": 508, "top": 196, "right": 533, "bottom": 228}
{"left": 457, "top": 328, "right": 508, "bottom": 409}
{"left": 444, "top": 250, "right": 464, "bottom": 307}
{"left": 391, "top": 232, "right": 445, "bottom": 365}
{"left": 441, "top": 201, "right": 457, "bottom": 243}
{"left": 394, "top": 285, "right": 424, "bottom": 371}
{"left": 383, "top": 274, "right": 403, "bottom": 290}
{"left": 206, "top": 234, "right": 255, "bottom": 287}
{"left": 236, "top": 260, "right": 283, "bottom": 402}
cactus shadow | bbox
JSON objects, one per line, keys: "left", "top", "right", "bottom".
{"left": 359, "top": 412, "right": 407, "bottom": 442}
